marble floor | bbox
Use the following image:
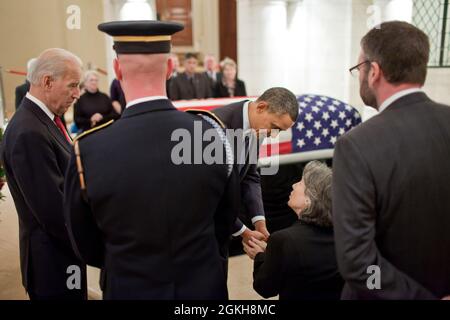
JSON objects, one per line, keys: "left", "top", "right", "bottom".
{"left": 0, "top": 185, "right": 271, "bottom": 300}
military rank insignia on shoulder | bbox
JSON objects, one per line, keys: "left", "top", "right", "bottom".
{"left": 185, "top": 109, "right": 226, "bottom": 129}
{"left": 73, "top": 119, "right": 115, "bottom": 142}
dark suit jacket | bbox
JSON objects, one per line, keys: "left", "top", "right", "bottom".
{"left": 168, "top": 72, "right": 213, "bottom": 100}
{"left": 203, "top": 71, "right": 222, "bottom": 93}
{"left": 212, "top": 101, "right": 265, "bottom": 233}
{"left": 64, "top": 99, "right": 239, "bottom": 299}
{"left": 214, "top": 79, "right": 247, "bottom": 98}
{"left": 15, "top": 81, "right": 30, "bottom": 110}
{"left": 2, "top": 97, "right": 86, "bottom": 298}
{"left": 253, "top": 221, "right": 343, "bottom": 300}
{"left": 333, "top": 92, "right": 450, "bottom": 299}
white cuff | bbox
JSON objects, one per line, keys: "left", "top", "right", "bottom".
{"left": 251, "top": 216, "right": 266, "bottom": 224}
{"left": 232, "top": 225, "right": 247, "bottom": 237}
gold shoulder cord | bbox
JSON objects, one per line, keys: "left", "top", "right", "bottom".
{"left": 74, "top": 140, "right": 86, "bottom": 191}
{"left": 185, "top": 109, "right": 226, "bottom": 129}
{"left": 72, "top": 120, "right": 115, "bottom": 192}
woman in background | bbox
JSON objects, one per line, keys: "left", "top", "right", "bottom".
{"left": 74, "top": 70, "right": 119, "bottom": 133}
{"left": 243, "top": 161, "right": 343, "bottom": 300}
{"left": 214, "top": 57, "right": 247, "bottom": 98}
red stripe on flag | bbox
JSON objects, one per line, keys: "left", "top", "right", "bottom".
{"left": 259, "top": 141, "right": 292, "bottom": 158}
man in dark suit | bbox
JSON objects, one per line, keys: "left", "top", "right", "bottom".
{"left": 333, "top": 21, "right": 450, "bottom": 300}
{"left": 15, "top": 80, "right": 30, "bottom": 110}
{"left": 14, "top": 58, "right": 36, "bottom": 110}
{"left": 168, "top": 52, "right": 212, "bottom": 100}
{"left": 203, "top": 54, "right": 221, "bottom": 93}
{"left": 64, "top": 20, "right": 239, "bottom": 300}
{"left": 212, "top": 87, "right": 298, "bottom": 245}
{"left": 2, "top": 48, "right": 86, "bottom": 300}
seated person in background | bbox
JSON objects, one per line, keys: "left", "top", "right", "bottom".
{"left": 243, "top": 161, "right": 343, "bottom": 300}
{"left": 168, "top": 52, "right": 212, "bottom": 100}
{"left": 214, "top": 57, "right": 246, "bottom": 98}
{"left": 110, "top": 78, "right": 126, "bottom": 114}
{"left": 203, "top": 54, "right": 221, "bottom": 92}
{"left": 74, "top": 70, "right": 119, "bottom": 133}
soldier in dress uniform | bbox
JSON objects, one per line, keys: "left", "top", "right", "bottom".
{"left": 63, "top": 20, "right": 239, "bottom": 300}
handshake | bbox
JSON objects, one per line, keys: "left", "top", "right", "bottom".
{"left": 241, "top": 220, "right": 269, "bottom": 260}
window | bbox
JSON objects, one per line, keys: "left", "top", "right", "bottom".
{"left": 413, "top": 0, "right": 450, "bottom": 67}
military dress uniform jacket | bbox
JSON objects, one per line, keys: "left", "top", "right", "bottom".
{"left": 2, "top": 97, "right": 86, "bottom": 299}
{"left": 212, "top": 101, "right": 265, "bottom": 233}
{"left": 64, "top": 99, "right": 239, "bottom": 299}
{"left": 333, "top": 92, "right": 450, "bottom": 299}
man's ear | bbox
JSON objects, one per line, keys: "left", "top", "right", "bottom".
{"left": 368, "top": 61, "right": 382, "bottom": 87}
{"left": 43, "top": 75, "right": 52, "bottom": 90}
{"left": 113, "top": 58, "right": 122, "bottom": 81}
{"left": 166, "top": 56, "right": 173, "bottom": 80}
{"left": 256, "top": 101, "right": 269, "bottom": 113}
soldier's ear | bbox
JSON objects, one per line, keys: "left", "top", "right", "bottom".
{"left": 166, "top": 56, "right": 173, "bottom": 80}
{"left": 113, "top": 58, "right": 122, "bottom": 81}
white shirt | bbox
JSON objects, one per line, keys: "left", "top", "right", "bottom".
{"left": 126, "top": 96, "right": 168, "bottom": 109}
{"left": 26, "top": 92, "right": 55, "bottom": 121}
{"left": 378, "top": 88, "right": 423, "bottom": 113}
{"left": 232, "top": 100, "right": 265, "bottom": 237}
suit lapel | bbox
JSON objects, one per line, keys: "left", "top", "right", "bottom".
{"left": 23, "top": 98, "right": 72, "bottom": 153}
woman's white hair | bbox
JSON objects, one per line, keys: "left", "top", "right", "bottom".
{"left": 83, "top": 70, "right": 100, "bottom": 84}
{"left": 27, "top": 48, "right": 82, "bottom": 85}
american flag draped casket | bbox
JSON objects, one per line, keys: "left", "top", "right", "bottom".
{"left": 173, "top": 94, "right": 362, "bottom": 166}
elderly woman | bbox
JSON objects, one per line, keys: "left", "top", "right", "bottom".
{"left": 214, "top": 57, "right": 247, "bottom": 98}
{"left": 243, "top": 161, "right": 343, "bottom": 300}
{"left": 74, "top": 70, "right": 119, "bottom": 133}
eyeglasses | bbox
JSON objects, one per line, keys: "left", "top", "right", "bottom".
{"left": 349, "top": 60, "right": 370, "bottom": 77}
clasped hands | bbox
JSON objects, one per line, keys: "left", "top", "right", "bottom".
{"left": 90, "top": 113, "right": 104, "bottom": 127}
{"left": 242, "top": 220, "right": 270, "bottom": 260}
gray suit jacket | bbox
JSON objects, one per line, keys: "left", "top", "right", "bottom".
{"left": 332, "top": 92, "right": 450, "bottom": 299}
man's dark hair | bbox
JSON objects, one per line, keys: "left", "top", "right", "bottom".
{"left": 361, "top": 21, "right": 430, "bottom": 85}
{"left": 256, "top": 87, "right": 299, "bottom": 122}
{"left": 184, "top": 52, "right": 198, "bottom": 60}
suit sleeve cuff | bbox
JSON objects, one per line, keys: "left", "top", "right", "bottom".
{"left": 232, "top": 225, "right": 247, "bottom": 237}
{"left": 252, "top": 216, "right": 266, "bottom": 224}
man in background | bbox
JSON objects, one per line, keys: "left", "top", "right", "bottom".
{"left": 15, "top": 58, "right": 36, "bottom": 110}
{"left": 333, "top": 21, "right": 450, "bottom": 299}
{"left": 203, "top": 54, "right": 221, "bottom": 92}
{"left": 168, "top": 52, "right": 212, "bottom": 100}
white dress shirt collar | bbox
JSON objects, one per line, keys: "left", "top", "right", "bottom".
{"left": 378, "top": 88, "right": 423, "bottom": 113}
{"left": 126, "top": 96, "right": 168, "bottom": 109}
{"left": 242, "top": 100, "right": 251, "bottom": 133}
{"left": 25, "top": 92, "right": 55, "bottom": 120}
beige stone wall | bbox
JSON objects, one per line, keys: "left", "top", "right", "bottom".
{"left": 0, "top": 0, "right": 108, "bottom": 121}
